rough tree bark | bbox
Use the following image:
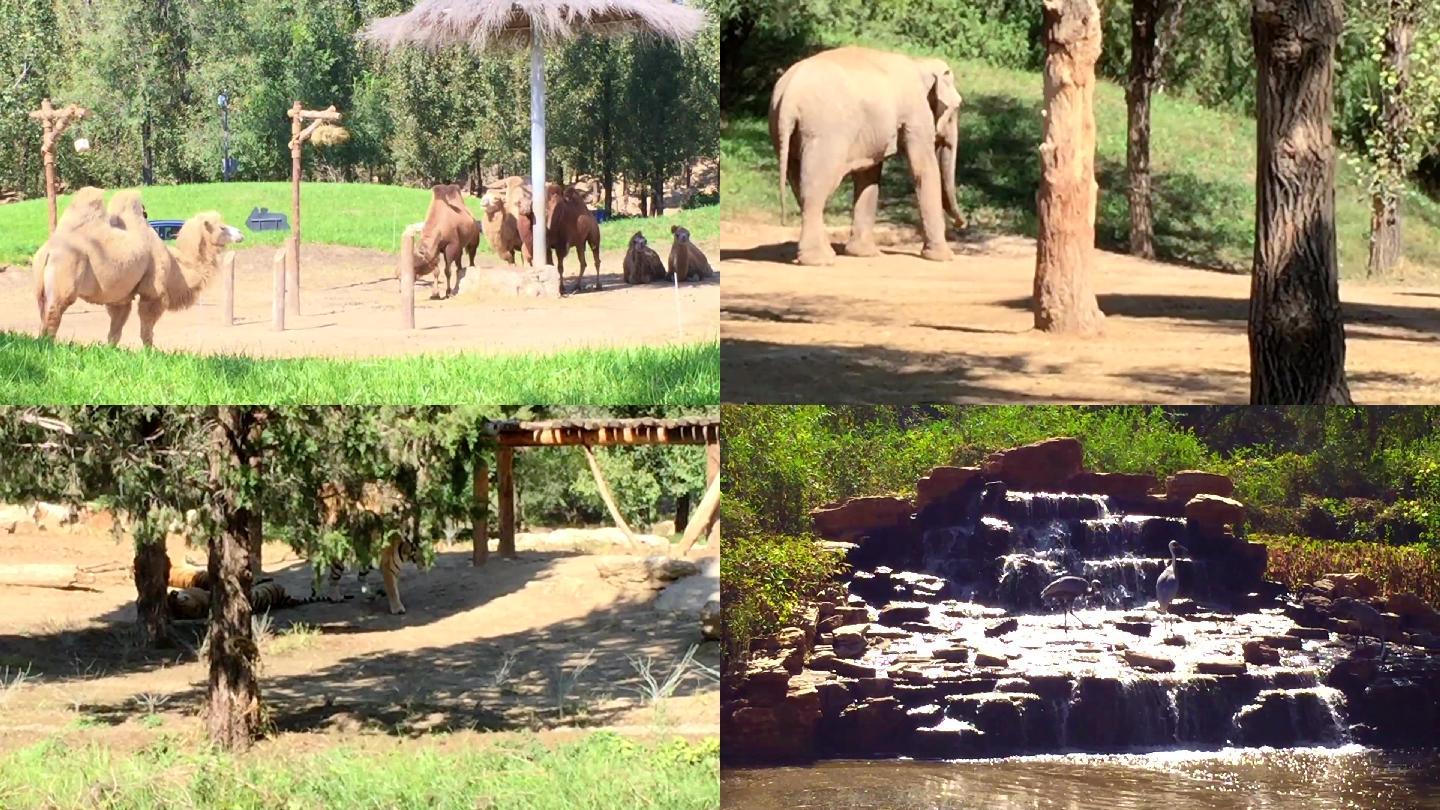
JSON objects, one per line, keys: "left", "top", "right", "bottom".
{"left": 1368, "top": 12, "right": 1414, "bottom": 277}
{"left": 132, "top": 520, "right": 171, "bottom": 647}
{"left": 205, "top": 406, "right": 263, "bottom": 751}
{"left": 1034, "top": 0, "right": 1107, "bottom": 334}
{"left": 247, "top": 512, "right": 263, "bottom": 579}
{"left": 1127, "top": 0, "right": 1186, "bottom": 258}
{"left": 1249, "top": 0, "right": 1352, "bottom": 404}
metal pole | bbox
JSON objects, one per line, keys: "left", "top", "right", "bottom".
{"left": 530, "top": 31, "right": 548, "bottom": 276}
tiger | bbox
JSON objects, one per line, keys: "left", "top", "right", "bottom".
{"left": 314, "top": 480, "right": 421, "bottom": 615}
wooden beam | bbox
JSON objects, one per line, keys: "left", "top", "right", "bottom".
{"left": 706, "top": 438, "right": 720, "bottom": 546}
{"left": 222, "top": 252, "right": 236, "bottom": 326}
{"left": 580, "top": 444, "right": 639, "bottom": 548}
{"left": 473, "top": 458, "right": 489, "bottom": 566}
{"left": 400, "top": 225, "right": 416, "bottom": 329}
{"left": 498, "top": 447, "right": 516, "bottom": 558}
{"left": 496, "top": 427, "right": 714, "bottom": 447}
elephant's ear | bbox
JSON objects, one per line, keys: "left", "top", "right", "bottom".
{"left": 927, "top": 68, "right": 963, "bottom": 135}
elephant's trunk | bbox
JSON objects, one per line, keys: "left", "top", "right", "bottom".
{"left": 938, "top": 131, "right": 964, "bottom": 230}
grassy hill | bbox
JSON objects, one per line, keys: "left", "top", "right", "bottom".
{"left": 723, "top": 50, "right": 1440, "bottom": 281}
{"left": 0, "top": 182, "right": 718, "bottom": 266}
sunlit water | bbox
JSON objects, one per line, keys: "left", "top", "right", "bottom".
{"left": 722, "top": 747, "right": 1440, "bottom": 809}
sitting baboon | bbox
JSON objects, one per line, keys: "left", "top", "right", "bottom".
{"left": 667, "top": 225, "right": 713, "bottom": 282}
{"left": 623, "top": 231, "right": 667, "bottom": 284}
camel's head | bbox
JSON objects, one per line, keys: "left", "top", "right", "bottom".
{"left": 176, "top": 212, "right": 242, "bottom": 258}
{"left": 671, "top": 225, "right": 692, "bottom": 245}
{"left": 480, "top": 188, "right": 505, "bottom": 214}
{"left": 628, "top": 231, "right": 649, "bottom": 253}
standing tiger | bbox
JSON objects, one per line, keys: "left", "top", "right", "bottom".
{"left": 314, "top": 480, "right": 421, "bottom": 615}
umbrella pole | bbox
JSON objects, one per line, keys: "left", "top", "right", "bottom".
{"left": 530, "top": 31, "right": 549, "bottom": 285}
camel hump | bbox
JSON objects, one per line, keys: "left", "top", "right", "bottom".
{"left": 56, "top": 187, "right": 108, "bottom": 232}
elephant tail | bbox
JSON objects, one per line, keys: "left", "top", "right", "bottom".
{"left": 775, "top": 111, "right": 793, "bottom": 226}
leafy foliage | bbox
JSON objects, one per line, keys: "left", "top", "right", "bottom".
{"left": 1260, "top": 532, "right": 1440, "bottom": 605}
{"left": 721, "top": 533, "right": 844, "bottom": 661}
{"left": 0, "top": 0, "right": 719, "bottom": 213}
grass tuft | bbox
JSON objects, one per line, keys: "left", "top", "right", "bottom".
{"left": 0, "top": 332, "right": 720, "bottom": 405}
{"left": 0, "top": 732, "right": 719, "bottom": 809}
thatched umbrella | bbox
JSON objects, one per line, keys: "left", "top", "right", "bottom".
{"left": 361, "top": 1, "right": 707, "bottom": 275}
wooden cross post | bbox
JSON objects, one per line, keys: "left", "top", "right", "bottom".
{"left": 28, "top": 99, "right": 90, "bottom": 234}
{"left": 285, "top": 102, "right": 343, "bottom": 316}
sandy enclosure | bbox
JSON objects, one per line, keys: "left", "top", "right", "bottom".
{"left": 720, "top": 219, "right": 1440, "bottom": 403}
{"left": 0, "top": 519, "right": 719, "bottom": 751}
{"left": 0, "top": 242, "right": 720, "bottom": 358}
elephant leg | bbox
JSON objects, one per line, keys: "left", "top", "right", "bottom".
{"left": 105, "top": 302, "right": 133, "bottom": 345}
{"left": 137, "top": 298, "right": 165, "bottom": 348}
{"left": 846, "top": 164, "right": 883, "bottom": 258}
{"left": 796, "top": 138, "right": 846, "bottom": 266}
{"left": 904, "top": 129, "right": 955, "bottom": 262}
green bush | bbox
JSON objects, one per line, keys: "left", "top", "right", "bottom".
{"left": 1260, "top": 533, "right": 1440, "bottom": 605}
{"left": 722, "top": 533, "right": 845, "bottom": 661}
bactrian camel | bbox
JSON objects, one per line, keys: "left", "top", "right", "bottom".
{"left": 32, "top": 187, "right": 244, "bottom": 347}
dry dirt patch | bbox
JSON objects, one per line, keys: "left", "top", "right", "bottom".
{"left": 0, "top": 520, "right": 718, "bottom": 751}
{"left": 0, "top": 242, "right": 719, "bottom": 358}
{"left": 720, "top": 220, "right": 1440, "bottom": 403}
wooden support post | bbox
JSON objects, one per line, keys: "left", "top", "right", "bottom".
{"left": 28, "top": 99, "right": 89, "bottom": 234}
{"left": 498, "top": 447, "right": 516, "bottom": 559}
{"left": 679, "top": 474, "right": 721, "bottom": 556}
{"left": 271, "top": 247, "right": 287, "bottom": 331}
{"left": 222, "top": 252, "right": 236, "bottom": 326}
{"left": 580, "top": 444, "right": 639, "bottom": 548}
{"left": 288, "top": 102, "right": 302, "bottom": 316}
{"left": 400, "top": 226, "right": 416, "bottom": 329}
{"left": 706, "top": 439, "right": 721, "bottom": 545}
{"left": 473, "top": 458, "right": 490, "bottom": 566}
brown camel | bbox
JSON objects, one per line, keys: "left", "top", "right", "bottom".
{"left": 667, "top": 225, "right": 713, "bottom": 282}
{"left": 415, "top": 184, "right": 480, "bottom": 299}
{"left": 33, "top": 188, "right": 243, "bottom": 347}
{"left": 545, "top": 183, "right": 602, "bottom": 295}
{"left": 478, "top": 188, "right": 527, "bottom": 265}
{"left": 623, "top": 231, "right": 666, "bottom": 284}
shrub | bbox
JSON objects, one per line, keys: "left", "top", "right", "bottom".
{"left": 721, "top": 534, "right": 845, "bottom": 663}
{"left": 1259, "top": 533, "right": 1440, "bottom": 605}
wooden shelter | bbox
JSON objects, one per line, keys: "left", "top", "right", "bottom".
{"left": 474, "top": 415, "right": 720, "bottom": 565}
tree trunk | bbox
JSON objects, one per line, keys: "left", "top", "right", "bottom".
{"left": 142, "top": 112, "right": 155, "bottom": 187}
{"left": 1367, "top": 15, "right": 1414, "bottom": 277}
{"left": 247, "top": 511, "right": 262, "bottom": 579}
{"left": 1127, "top": 0, "right": 1160, "bottom": 259}
{"left": 133, "top": 523, "right": 171, "bottom": 647}
{"left": 1034, "top": 0, "right": 1106, "bottom": 334}
{"left": 205, "top": 406, "right": 262, "bottom": 751}
{"left": 1249, "top": 0, "right": 1352, "bottom": 404}
{"left": 653, "top": 173, "right": 665, "bottom": 217}
{"left": 675, "top": 493, "right": 691, "bottom": 534}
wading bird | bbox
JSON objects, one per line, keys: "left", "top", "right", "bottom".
{"left": 1041, "top": 575, "right": 1102, "bottom": 631}
{"left": 1333, "top": 597, "right": 1388, "bottom": 664}
{"left": 1156, "top": 540, "right": 1188, "bottom": 630}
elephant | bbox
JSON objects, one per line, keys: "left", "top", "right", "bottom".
{"left": 770, "top": 46, "right": 965, "bottom": 266}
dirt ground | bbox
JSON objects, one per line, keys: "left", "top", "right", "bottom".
{"left": 0, "top": 242, "right": 719, "bottom": 358}
{"left": 720, "top": 219, "right": 1440, "bottom": 403}
{"left": 0, "top": 518, "right": 718, "bottom": 754}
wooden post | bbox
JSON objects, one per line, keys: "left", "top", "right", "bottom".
{"left": 271, "top": 247, "right": 286, "bottom": 331}
{"left": 400, "top": 226, "right": 416, "bottom": 329}
{"left": 678, "top": 474, "right": 721, "bottom": 556}
{"left": 498, "top": 447, "right": 516, "bottom": 559}
{"left": 706, "top": 438, "right": 721, "bottom": 546}
{"left": 580, "top": 444, "right": 639, "bottom": 548}
{"left": 288, "top": 102, "right": 302, "bottom": 316}
{"left": 222, "top": 252, "right": 236, "bottom": 326}
{"left": 473, "top": 458, "right": 490, "bottom": 567}
{"left": 284, "top": 102, "right": 343, "bottom": 319}
{"left": 28, "top": 99, "right": 89, "bottom": 234}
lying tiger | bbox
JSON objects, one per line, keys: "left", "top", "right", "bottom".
{"left": 313, "top": 480, "right": 421, "bottom": 615}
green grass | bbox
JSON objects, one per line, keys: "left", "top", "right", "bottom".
{"left": 723, "top": 45, "right": 1440, "bottom": 280}
{"left": 0, "top": 182, "right": 719, "bottom": 266}
{"left": 0, "top": 733, "right": 719, "bottom": 809}
{"left": 0, "top": 332, "right": 719, "bottom": 405}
